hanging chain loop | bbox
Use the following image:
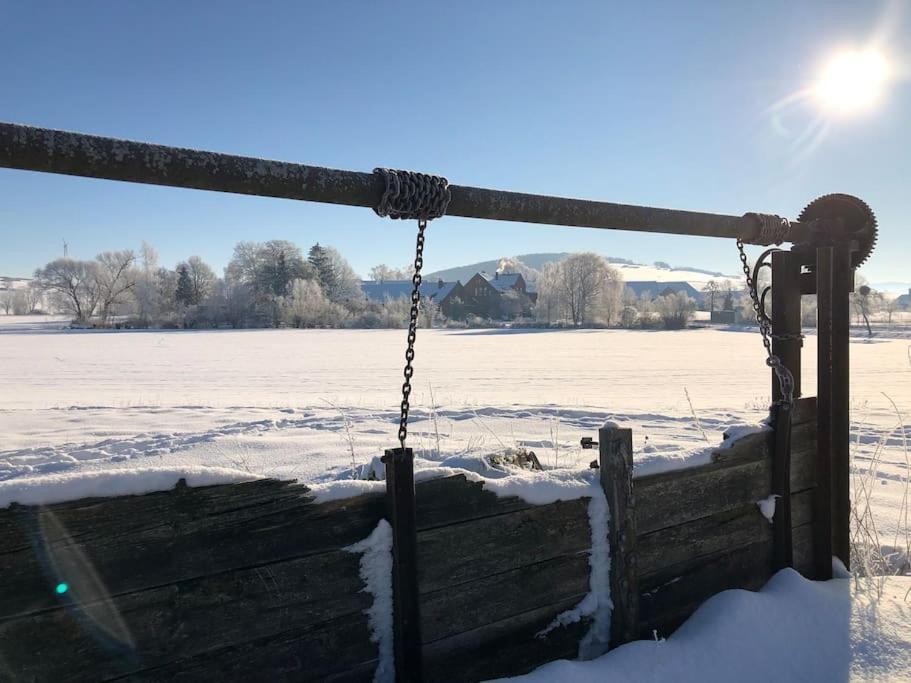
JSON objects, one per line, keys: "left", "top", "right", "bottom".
{"left": 736, "top": 238, "right": 795, "bottom": 410}
{"left": 372, "top": 167, "right": 451, "bottom": 450}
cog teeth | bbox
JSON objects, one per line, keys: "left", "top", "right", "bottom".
{"left": 797, "top": 193, "right": 877, "bottom": 268}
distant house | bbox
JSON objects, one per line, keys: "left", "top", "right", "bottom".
{"left": 896, "top": 289, "right": 911, "bottom": 310}
{"left": 463, "top": 272, "right": 534, "bottom": 318}
{"left": 360, "top": 278, "right": 466, "bottom": 318}
{"left": 624, "top": 281, "right": 704, "bottom": 306}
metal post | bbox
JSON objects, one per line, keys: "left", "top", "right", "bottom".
{"left": 769, "top": 251, "right": 801, "bottom": 570}
{"left": 831, "top": 247, "right": 853, "bottom": 569}
{"left": 598, "top": 425, "right": 638, "bottom": 646}
{"left": 814, "top": 247, "right": 834, "bottom": 580}
{"left": 383, "top": 448, "right": 423, "bottom": 682}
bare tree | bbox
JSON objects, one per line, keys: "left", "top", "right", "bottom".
{"left": 95, "top": 250, "right": 137, "bottom": 325}
{"left": 702, "top": 280, "right": 720, "bottom": 313}
{"left": 883, "top": 294, "right": 900, "bottom": 324}
{"left": 534, "top": 262, "right": 564, "bottom": 325}
{"left": 854, "top": 284, "right": 877, "bottom": 337}
{"left": 34, "top": 258, "right": 101, "bottom": 322}
{"left": 654, "top": 292, "right": 696, "bottom": 329}
{"left": 556, "top": 253, "right": 618, "bottom": 326}
{"left": 369, "top": 264, "right": 413, "bottom": 282}
{"left": 0, "top": 288, "right": 13, "bottom": 315}
{"left": 186, "top": 255, "right": 217, "bottom": 305}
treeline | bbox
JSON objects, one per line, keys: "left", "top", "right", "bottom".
{"left": 30, "top": 241, "right": 414, "bottom": 329}
{"left": 24, "top": 245, "right": 705, "bottom": 330}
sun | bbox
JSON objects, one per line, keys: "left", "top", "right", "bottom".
{"left": 813, "top": 48, "right": 891, "bottom": 117}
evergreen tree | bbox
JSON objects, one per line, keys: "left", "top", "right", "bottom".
{"left": 308, "top": 243, "right": 337, "bottom": 296}
{"left": 175, "top": 264, "right": 194, "bottom": 306}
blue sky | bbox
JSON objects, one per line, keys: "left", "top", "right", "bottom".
{"left": 1, "top": 1, "right": 908, "bottom": 284}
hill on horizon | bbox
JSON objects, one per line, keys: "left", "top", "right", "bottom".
{"left": 427, "top": 253, "right": 735, "bottom": 286}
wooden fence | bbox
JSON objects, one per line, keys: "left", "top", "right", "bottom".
{"left": 0, "top": 399, "right": 818, "bottom": 682}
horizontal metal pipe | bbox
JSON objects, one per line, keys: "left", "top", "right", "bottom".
{"left": 0, "top": 122, "right": 810, "bottom": 244}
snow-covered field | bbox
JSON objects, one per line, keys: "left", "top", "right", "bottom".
{"left": 0, "top": 315, "right": 908, "bottom": 554}
{"left": 1, "top": 315, "right": 908, "bottom": 680}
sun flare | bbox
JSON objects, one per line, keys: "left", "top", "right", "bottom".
{"left": 813, "top": 48, "right": 891, "bottom": 116}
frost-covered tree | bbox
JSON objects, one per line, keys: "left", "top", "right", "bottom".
{"left": 702, "top": 281, "right": 719, "bottom": 312}
{"left": 286, "top": 278, "right": 345, "bottom": 327}
{"left": 95, "top": 250, "right": 137, "bottom": 324}
{"left": 34, "top": 258, "right": 101, "bottom": 323}
{"left": 0, "top": 288, "right": 13, "bottom": 315}
{"left": 369, "top": 264, "right": 414, "bottom": 282}
{"left": 556, "top": 253, "right": 620, "bottom": 326}
{"left": 186, "top": 255, "right": 217, "bottom": 305}
{"left": 321, "top": 246, "right": 361, "bottom": 303}
{"left": 534, "top": 262, "right": 564, "bottom": 325}
{"left": 654, "top": 292, "right": 696, "bottom": 329}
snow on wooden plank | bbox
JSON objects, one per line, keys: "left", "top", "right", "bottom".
{"left": 634, "top": 419, "right": 816, "bottom": 534}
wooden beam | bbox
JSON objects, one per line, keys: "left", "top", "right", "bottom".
{"left": 599, "top": 425, "right": 638, "bottom": 647}
{"left": 384, "top": 447, "right": 424, "bottom": 682}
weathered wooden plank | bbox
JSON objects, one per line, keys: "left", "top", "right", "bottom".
{"left": 792, "top": 522, "right": 815, "bottom": 578}
{"left": 423, "top": 596, "right": 590, "bottom": 683}
{"left": 417, "top": 497, "right": 591, "bottom": 594}
{"left": 792, "top": 396, "right": 816, "bottom": 426}
{"left": 415, "top": 474, "right": 532, "bottom": 529}
{"left": 0, "top": 547, "right": 373, "bottom": 680}
{"left": 420, "top": 552, "right": 590, "bottom": 643}
{"left": 638, "top": 490, "right": 813, "bottom": 579}
{"left": 114, "top": 611, "right": 378, "bottom": 682}
{"left": 638, "top": 539, "right": 773, "bottom": 638}
{"left": 0, "top": 482, "right": 386, "bottom": 620}
{"left": 600, "top": 425, "right": 638, "bottom": 648}
{"left": 634, "top": 421, "right": 816, "bottom": 534}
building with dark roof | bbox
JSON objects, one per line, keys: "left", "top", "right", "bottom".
{"left": 463, "top": 272, "right": 534, "bottom": 318}
{"left": 624, "top": 281, "right": 704, "bottom": 306}
{"left": 360, "top": 278, "right": 467, "bottom": 318}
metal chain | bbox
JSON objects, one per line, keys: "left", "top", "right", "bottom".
{"left": 736, "top": 238, "right": 795, "bottom": 408}
{"left": 398, "top": 219, "right": 427, "bottom": 449}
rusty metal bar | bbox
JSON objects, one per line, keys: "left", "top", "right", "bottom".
{"left": 0, "top": 122, "right": 813, "bottom": 244}
{"left": 814, "top": 246, "right": 835, "bottom": 581}
{"left": 770, "top": 250, "right": 801, "bottom": 571}
{"left": 831, "top": 246, "right": 853, "bottom": 570}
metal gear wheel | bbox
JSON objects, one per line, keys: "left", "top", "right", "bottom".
{"left": 797, "top": 193, "right": 878, "bottom": 268}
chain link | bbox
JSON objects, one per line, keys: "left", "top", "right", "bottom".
{"left": 398, "top": 220, "right": 427, "bottom": 448}
{"left": 736, "top": 238, "right": 795, "bottom": 409}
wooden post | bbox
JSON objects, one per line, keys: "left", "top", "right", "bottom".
{"left": 383, "top": 447, "right": 423, "bottom": 682}
{"left": 831, "top": 246, "right": 853, "bottom": 569}
{"left": 598, "top": 425, "right": 638, "bottom": 646}
{"left": 814, "top": 247, "right": 835, "bottom": 581}
{"left": 770, "top": 251, "right": 801, "bottom": 571}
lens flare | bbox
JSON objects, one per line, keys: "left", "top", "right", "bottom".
{"left": 813, "top": 49, "right": 891, "bottom": 116}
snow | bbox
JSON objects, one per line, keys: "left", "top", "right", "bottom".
{"left": 345, "top": 519, "right": 394, "bottom": 683}
{"left": 0, "top": 318, "right": 906, "bottom": 562}
{"left": 0, "top": 466, "right": 258, "bottom": 508}
{"left": 613, "top": 263, "right": 738, "bottom": 288}
{"left": 756, "top": 494, "right": 779, "bottom": 523}
{"left": 497, "top": 569, "right": 911, "bottom": 682}
{"left": 538, "top": 489, "right": 613, "bottom": 659}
